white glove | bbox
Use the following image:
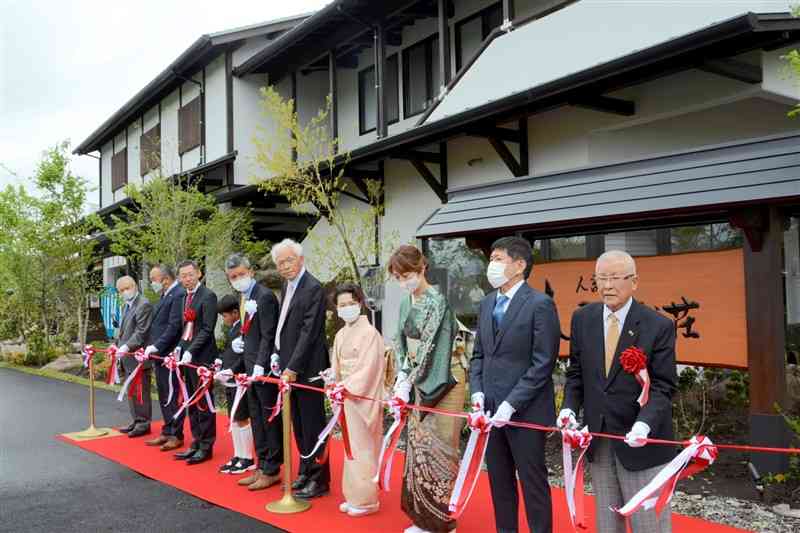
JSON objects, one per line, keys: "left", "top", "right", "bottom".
{"left": 144, "top": 345, "right": 157, "bottom": 357}
{"left": 180, "top": 351, "right": 192, "bottom": 364}
{"left": 490, "top": 401, "right": 516, "bottom": 428}
{"left": 393, "top": 375, "right": 412, "bottom": 403}
{"left": 231, "top": 337, "right": 244, "bottom": 354}
{"left": 270, "top": 353, "right": 281, "bottom": 376}
{"left": 251, "top": 364, "right": 265, "bottom": 379}
{"left": 470, "top": 392, "right": 485, "bottom": 412}
{"left": 625, "top": 421, "right": 651, "bottom": 448}
{"left": 557, "top": 408, "right": 578, "bottom": 430}
{"left": 119, "top": 344, "right": 129, "bottom": 355}
{"left": 215, "top": 368, "right": 234, "bottom": 383}
{"left": 319, "top": 367, "right": 335, "bottom": 386}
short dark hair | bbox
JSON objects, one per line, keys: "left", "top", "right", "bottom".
{"left": 153, "top": 263, "right": 175, "bottom": 280}
{"left": 491, "top": 236, "right": 534, "bottom": 278}
{"left": 177, "top": 260, "right": 199, "bottom": 273}
{"left": 217, "top": 294, "right": 239, "bottom": 315}
{"left": 332, "top": 282, "right": 364, "bottom": 306}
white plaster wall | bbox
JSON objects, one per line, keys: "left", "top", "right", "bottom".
{"left": 232, "top": 71, "right": 270, "bottom": 184}
{"left": 161, "top": 89, "right": 181, "bottom": 178}
{"left": 100, "top": 141, "right": 113, "bottom": 207}
{"left": 205, "top": 54, "right": 228, "bottom": 162}
{"left": 126, "top": 119, "right": 142, "bottom": 188}
{"left": 297, "top": 69, "right": 332, "bottom": 163}
{"left": 762, "top": 45, "right": 800, "bottom": 102}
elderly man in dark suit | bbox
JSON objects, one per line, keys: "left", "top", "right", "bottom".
{"left": 173, "top": 260, "right": 219, "bottom": 466}
{"left": 143, "top": 264, "right": 186, "bottom": 451}
{"left": 560, "top": 250, "right": 677, "bottom": 533}
{"left": 115, "top": 275, "right": 154, "bottom": 438}
{"left": 269, "top": 238, "right": 330, "bottom": 500}
{"left": 469, "top": 236, "right": 561, "bottom": 533}
{"left": 222, "top": 253, "right": 283, "bottom": 491}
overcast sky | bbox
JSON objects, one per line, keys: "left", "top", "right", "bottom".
{"left": 0, "top": 0, "right": 329, "bottom": 209}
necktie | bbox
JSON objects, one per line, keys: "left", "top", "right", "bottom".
{"left": 186, "top": 290, "right": 194, "bottom": 310}
{"left": 275, "top": 283, "right": 296, "bottom": 351}
{"left": 605, "top": 313, "right": 620, "bottom": 376}
{"left": 240, "top": 293, "right": 246, "bottom": 320}
{"left": 492, "top": 294, "right": 509, "bottom": 332}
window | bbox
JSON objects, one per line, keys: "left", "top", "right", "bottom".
{"left": 179, "top": 96, "right": 201, "bottom": 155}
{"left": 358, "top": 54, "right": 399, "bottom": 134}
{"left": 139, "top": 123, "right": 160, "bottom": 176}
{"left": 427, "top": 238, "right": 490, "bottom": 330}
{"left": 111, "top": 147, "right": 128, "bottom": 191}
{"left": 403, "top": 35, "right": 440, "bottom": 118}
{"left": 670, "top": 223, "right": 742, "bottom": 253}
{"left": 455, "top": 2, "right": 503, "bottom": 71}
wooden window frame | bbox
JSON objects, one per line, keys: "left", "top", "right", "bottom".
{"left": 178, "top": 96, "right": 201, "bottom": 155}
{"left": 139, "top": 123, "right": 161, "bottom": 176}
{"left": 454, "top": 1, "right": 503, "bottom": 71}
{"left": 402, "top": 34, "right": 439, "bottom": 119}
{"left": 358, "top": 53, "right": 399, "bottom": 135}
{"left": 111, "top": 147, "right": 128, "bottom": 192}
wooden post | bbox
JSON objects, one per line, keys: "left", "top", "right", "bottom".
{"left": 374, "top": 23, "right": 387, "bottom": 139}
{"left": 437, "top": 0, "right": 452, "bottom": 89}
{"left": 328, "top": 50, "right": 338, "bottom": 152}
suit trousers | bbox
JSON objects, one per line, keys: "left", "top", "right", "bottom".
{"left": 247, "top": 380, "right": 283, "bottom": 475}
{"left": 153, "top": 361, "right": 185, "bottom": 439}
{"left": 590, "top": 437, "right": 672, "bottom": 533}
{"left": 291, "top": 387, "right": 330, "bottom": 485}
{"left": 120, "top": 356, "right": 152, "bottom": 429}
{"left": 486, "top": 422, "right": 552, "bottom": 533}
{"left": 183, "top": 366, "right": 216, "bottom": 451}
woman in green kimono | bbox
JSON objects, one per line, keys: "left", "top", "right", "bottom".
{"left": 388, "top": 244, "right": 465, "bottom": 533}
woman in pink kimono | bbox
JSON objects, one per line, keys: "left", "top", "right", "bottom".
{"left": 331, "top": 282, "right": 386, "bottom": 517}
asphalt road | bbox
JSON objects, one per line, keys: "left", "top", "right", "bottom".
{"left": 0, "top": 367, "right": 283, "bottom": 533}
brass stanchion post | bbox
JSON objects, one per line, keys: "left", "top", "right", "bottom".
{"left": 72, "top": 352, "right": 111, "bottom": 439}
{"left": 266, "top": 385, "right": 311, "bottom": 514}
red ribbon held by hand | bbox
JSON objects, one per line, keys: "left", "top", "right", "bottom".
{"left": 105, "top": 345, "right": 121, "bottom": 385}
{"left": 117, "top": 349, "right": 147, "bottom": 404}
{"left": 620, "top": 346, "right": 650, "bottom": 407}
{"left": 174, "top": 365, "right": 216, "bottom": 419}
{"left": 302, "top": 383, "right": 352, "bottom": 462}
{"left": 562, "top": 427, "right": 592, "bottom": 530}
{"left": 374, "top": 397, "right": 410, "bottom": 492}
{"left": 448, "top": 411, "right": 493, "bottom": 520}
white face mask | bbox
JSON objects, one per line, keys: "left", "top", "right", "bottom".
{"left": 231, "top": 276, "right": 252, "bottom": 293}
{"left": 337, "top": 304, "right": 361, "bottom": 324}
{"left": 399, "top": 274, "right": 421, "bottom": 293}
{"left": 150, "top": 281, "right": 163, "bottom": 294}
{"left": 486, "top": 261, "right": 509, "bottom": 289}
{"left": 121, "top": 289, "right": 137, "bottom": 301}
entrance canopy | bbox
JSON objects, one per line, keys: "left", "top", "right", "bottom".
{"left": 417, "top": 132, "right": 800, "bottom": 238}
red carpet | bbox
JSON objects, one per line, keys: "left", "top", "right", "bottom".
{"left": 59, "top": 417, "right": 750, "bottom": 533}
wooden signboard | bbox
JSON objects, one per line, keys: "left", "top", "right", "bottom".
{"left": 528, "top": 248, "right": 747, "bottom": 368}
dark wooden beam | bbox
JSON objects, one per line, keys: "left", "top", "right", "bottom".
{"left": 488, "top": 137, "right": 524, "bottom": 177}
{"left": 437, "top": 0, "right": 452, "bottom": 87}
{"left": 571, "top": 95, "right": 636, "bottom": 116}
{"left": 699, "top": 58, "right": 763, "bottom": 84}
{"left": 375, "top": 23, "right": 387, "bottom": 139}
{"left": 518, "top": 117, "right": 529, "bottom": 176}
{"left": 503, "top": 0, "right": 515, "bottom": 23}
{"left": 466, "top": 125, "right": 522, "bottom": 143}
{"left": 291, "top": 71, "right": 297, "bottom": 163}
{"left": 394, "top": 150, "right": 442, "bottom": 164}
{"left": 409, "top": 159, "right": 446, "bottom": 203}
{"left": 329, "top": 50, "right": 338, "bottom": 153}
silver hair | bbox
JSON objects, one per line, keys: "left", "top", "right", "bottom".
{"left": 225, "top": 253, "right": 251, "bottom": 270}
{"left": 116, "top": 275, "right": 138, "bottom": 290}
{"left": 271, "top": 238, "right": 303, "bottom": 262}
{"left": 596, "top": 250, "right": 637, "bottom": 274}
{"left": 152, "top": 264, "right": 175, "bottom": 280}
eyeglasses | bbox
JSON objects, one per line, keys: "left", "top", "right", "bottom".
{"left": 593, "top": 273, "right": 636, "bottom": 286}
{"left": 276, "top": 257, "right": 298, "bottom": 269}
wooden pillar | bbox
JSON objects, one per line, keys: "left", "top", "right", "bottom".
{"left": 741, "top": 205, "right": 789, "bottom": 475}
{"left": 437, "top": 0, "right": 452, "bottom": 89}
{"left": 328, "top": 50, "right": 338, "bottom": 152}
{"left": 503, "top": 0, "right": 515, "bottom": 24}
{"left": 374, "top": 23, "right": 387, "bottom": 139}
{"left": 291, "top": 71, "right": 298, "bottom": 163}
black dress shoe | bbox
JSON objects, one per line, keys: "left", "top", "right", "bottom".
{"left": 294, "top": 480, "right": 329, "bottom": 499}
{"left": 127, "top": 426, "right": 151, "bottom": 438}
{"left": 186, "top": 449, "right": 212, "bottom": 465}
{"left": 118, "top": 423, "right": 136, "bottom": 434}
{"left": 174, "top": 448, "right": 198, "bottom": 460}
{"left": 291, "top": 474, "right": 309, "bottom": 491}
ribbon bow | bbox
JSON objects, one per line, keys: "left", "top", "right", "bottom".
{"left": 267, "top": 379, "right": 291, "bottom": 423}
{"left": 614, "top": 435, "right": 717, "bottom": 519}
{"left": 105, "top": 345, "right": 121, "bottom": 385}
{"left": 301, "top": 383, "right": 352, "bottom": 462}
{"left": 448, "top": 410, "right": 493, "bottom": 519}
{"left": 620, "top": 346, "right": 650, "bottom": 407}
{"left": 374, "top": 396, "right": 410, "bottom": 491}
{"left": 173, "top": 365, "right": 217, "bottom": 419}
{"left": 162, "top": 353, "right": 187, "bottom": 407}
{"left": 226, "top": 373, "right": 251, "bottom": 433}
{"left": 562, "top": 427, "right": 592, "bottom": 529}
{"left": 117, "top": 349, "right": 148, "bottom": 404}
{"left": 82, "top": 345, "right": 95, "bottom": 369}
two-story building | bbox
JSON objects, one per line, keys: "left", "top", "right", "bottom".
{"left": 77, "top": 0, "right": 800, "bottom": 474}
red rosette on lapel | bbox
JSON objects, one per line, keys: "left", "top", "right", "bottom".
{"left": 182, "top": 308, "right": 197, "bottom": 341}
{"left": 620, "top": 346, "right": 650, "bottom": 407}
{"left": 240, "top": 299, "right": 257, "bottom": 335}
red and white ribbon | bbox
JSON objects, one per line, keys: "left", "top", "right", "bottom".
{"left": 226, "top": 373, "right": 251, "bottom": 432}
{"left": 117, "top": 349, "right": 147, "bottom": 404}
{"left": 301, "top": 383, "right": 352, "bottom": 461}
{"left": 614, "top": 435, "right": 717, "bottom": 518}
{"left": 162, "top": 353, "right": 186, "bottom": 407}
{"left": 268, "top": 379, "right": 291, "bottom": 423}
{"left": 448, "top": 410, "right": 493, "bottom": 520}
{"left": 82, "top": 345, "right": 95, "bottom": 368}
{"left": 373, "top": 396, "right": 409, "bottom": 491}
{"left": 105, "top": 345, "right": 121, "bottom": 385}
{"left": 562, "top": 426, "right": 592, "bottom": 529}
{"left": 241, "top": 299, "right": 257, "bottom": 335}
{"left": 173, "top": 366, "right": 216, "bottom": 419}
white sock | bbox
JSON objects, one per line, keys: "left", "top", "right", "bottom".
{"left": 231, "top": 424, "right": 243, "bottom": 459}
{"left": 238, "top": 424, "right": 254, "bottom": 460}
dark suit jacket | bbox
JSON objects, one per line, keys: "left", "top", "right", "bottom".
{"left": 275, "top": 271, "right": 329, "bottom": 383}
{"left": 563, "top": 299, "right": 678, "bottom": 470}
{"left": 221, "top": 321, "right": 244, "bottom": 374}
{"left": 469, "top": 282, "right": 560, "bottom": 425}
{"left": 178, "top": 284, "right": 219, "bottom": 365}
{"left": 149, "top": 283, "right": 186, "bottom": 356}
{"left": 117, "top": 294, "right": 154, "bottom": 369}
{"left": 242, "top": 283, "right": 279, "bottom": 370}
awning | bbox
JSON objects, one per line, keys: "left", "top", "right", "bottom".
{"left": 423, "top": 0, "right": 793, "bottom": 124}
{"left": 416, "top": 132, "right": 800, "bottom": 238}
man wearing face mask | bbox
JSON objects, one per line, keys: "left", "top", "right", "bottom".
{"left": 223, "top": 253, "right": 283, "bottom": 491}
{"left": 469, "top": 237, "right": 560, "bottom": 533}
{"left": 115, "top": 275, "right": 154, "bottom": 438}
{"left": 143, "top": 264, "right": 186, "bottom": 451}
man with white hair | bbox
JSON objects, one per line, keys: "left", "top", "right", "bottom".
{"left": 115, "top": 275, "right": 154, "bottom": 438}
{"left": 267, "top": 238, "right": 331, "bottom": 499}
{"left": 560, "top": 250, "right": 677, "bottom": 533}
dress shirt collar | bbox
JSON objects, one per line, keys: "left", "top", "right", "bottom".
{"left": 497, "top": 279, "right": 525, "bottom": 302}
{"left": 603, "top": 297, "right": 634, "bottom": 327}
{"left": 164, "top": 280, "right": 179, "bottom": 297}
{"left": 288, "top": 267, "right": 306, "bottom": 291}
